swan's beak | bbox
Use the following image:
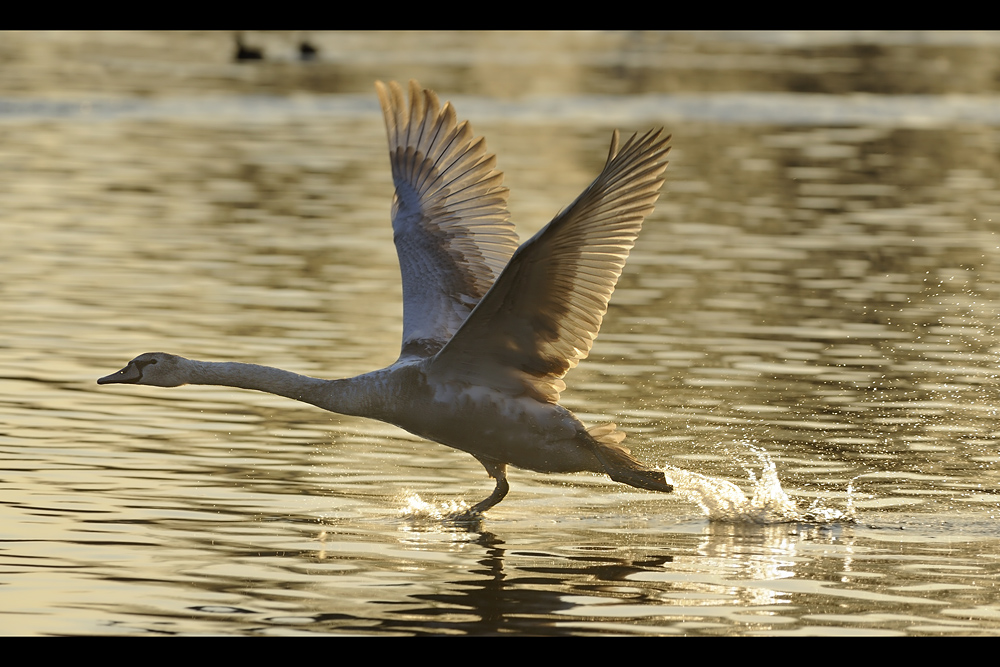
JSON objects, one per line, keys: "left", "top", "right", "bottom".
{"left": 98, "top": 362, "right": 141, "bottom": 385}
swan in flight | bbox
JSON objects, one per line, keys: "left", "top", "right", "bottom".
{"left": 99, "top": 80, "right": 673, "bottom": 516}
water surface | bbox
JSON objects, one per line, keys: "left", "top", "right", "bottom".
{"left": 2, "top": 31, "right": 999, "bottom": 635}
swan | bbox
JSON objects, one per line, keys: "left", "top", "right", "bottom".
{"left": 98, "top": 80, "right": 673, "bottom": 516}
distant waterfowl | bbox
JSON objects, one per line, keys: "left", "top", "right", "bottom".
{"left": 298, "top": 37, "right": 318, "bottom": 61}
{"left": 99, "top": 80, "right": 673, "bottom": 516}
{"left": 234, "top": 32, "right": 264, "bottom": 62}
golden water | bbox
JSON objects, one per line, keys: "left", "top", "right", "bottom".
{"left": 2, "top": 31, "right": 1000, "bottom": 635}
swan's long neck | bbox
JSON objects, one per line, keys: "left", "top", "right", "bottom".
{"left": 181, "top": 359, "right": 386, "bottom": 418}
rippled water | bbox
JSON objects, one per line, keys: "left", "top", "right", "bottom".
{"left": 2, "top": 31, "right": 1000, "bottom": 635}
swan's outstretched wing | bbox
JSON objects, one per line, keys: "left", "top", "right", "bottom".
{"left": 432, "top": 129, "right": 671, "bottom": 402}
{"left": 376, "top": 80, "right": 519, "bottom": 361}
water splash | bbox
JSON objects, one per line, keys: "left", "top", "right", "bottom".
{"left": 399, "top": 493, "right": 477, "bottom": 523}
{"left": 663, "top": 445, "right": 855, "bottom": 524}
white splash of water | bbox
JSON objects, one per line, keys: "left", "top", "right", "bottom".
{"left": 663, "top": 445, "right": 855, "bottom": 524}
{"left": 399, "top": 493, "right": 475, "bottom": 522}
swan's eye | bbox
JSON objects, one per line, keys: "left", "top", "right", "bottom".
{"left": 148, "top": 359, "right": 158, "bottom": 365}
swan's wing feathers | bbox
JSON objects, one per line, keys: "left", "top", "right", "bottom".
{"left": 434, "top": 129, "right": 670, "bottom": 402}
{"left": 376, "top": 80, "right": 519, "bottom": 360}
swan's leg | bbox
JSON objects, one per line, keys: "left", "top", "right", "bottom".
{"left": 467, "top": 457, "right": 509, "bottom": 515}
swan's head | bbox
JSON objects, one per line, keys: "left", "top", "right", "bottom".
{"left": 97, "top": 352, "right": 189, "bottom": 387}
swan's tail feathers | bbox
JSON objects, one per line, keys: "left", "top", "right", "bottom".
{"left": 586, "top": 423, "right": 674, "bottom": 494}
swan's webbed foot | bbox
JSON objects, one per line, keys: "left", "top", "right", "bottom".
{"left": 453, "top": 458, "right": 508, "bottom": 520}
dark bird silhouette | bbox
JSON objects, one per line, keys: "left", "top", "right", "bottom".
{"left": 234, "top": 32, "right": 264, "bottom": 62}
{"left": 299, "top": 36, "right": 318, "bottom": 61}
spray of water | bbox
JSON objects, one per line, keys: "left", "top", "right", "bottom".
{"left": 399, "top": 494, "right": 475, "bottom": 522}
{"left": 663, "top": 444, "right": 855, "bottom": 524}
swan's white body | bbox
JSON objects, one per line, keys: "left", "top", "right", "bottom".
{"left": 99, "top": 80, "right": 673, "bottom": 515}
